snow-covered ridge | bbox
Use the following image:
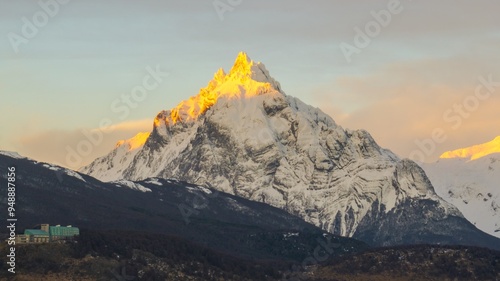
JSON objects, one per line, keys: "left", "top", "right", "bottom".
{"left": 0, "top": 150, "right": 25, "bottom": 159}
{"left": 440, "top": 136, "right": 500, "bottom": 160}
{"left": 0, "top": 151, "right": 87, "bottom": 183}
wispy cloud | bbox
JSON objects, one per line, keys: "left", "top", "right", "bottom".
{"left": 14, "top": 119, "right": 152, "bottom": 169}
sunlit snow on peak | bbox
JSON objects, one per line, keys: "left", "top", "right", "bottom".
{"left": 155, "top": 52, "right": 282, "bottom": 126}
{"left": 440, "top": 136, "right": 500, "bottom": 161}
{"left": 115, "top": 132, "right": 150, "bottom": 151}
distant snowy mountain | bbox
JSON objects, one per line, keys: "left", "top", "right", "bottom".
{"left": 81, "top": 53, "right": 500, "bottom": 248}
{"left": 422, "top": 139, "right": 500, "bottom": 238}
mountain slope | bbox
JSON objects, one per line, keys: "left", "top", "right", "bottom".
{"left": 81, "top": 53, "right": 500, "bottom": 249}
{"left": 422, "top": 148, "right": 500, "bottom": 238}
{"left": 0, "top": 152, "right": 367, "bottom": 262}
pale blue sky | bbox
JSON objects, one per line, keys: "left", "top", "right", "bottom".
{"left": 1, "top": 0, "right": 499, "bottom": 168}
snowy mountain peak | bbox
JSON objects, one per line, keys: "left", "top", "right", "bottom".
{"left": 213, "top": 68, "right": 226, "bottom": 82}
{"left": 153, "top": 52, "right": 282, "bottom": 130}
{"left": 82, "top": 54, "right": 491, "bottom": 245}
{"left": 440, "top": 136, "right": 500, "bottom": 160}
{"left": 227, "top": 52, "right": 281, "bottom": 89}
{"left": 229, "top": 51, "right": 252, "bottom": 74}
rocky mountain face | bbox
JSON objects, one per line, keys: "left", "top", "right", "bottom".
{"left": 421, "top": 147, "right": 500, "bottom": 239}
{"left": 0, "top": 152, "right": 367, "bottom": 262}
{"left": 81, "top": 53, "right": 500, "bottom": 249}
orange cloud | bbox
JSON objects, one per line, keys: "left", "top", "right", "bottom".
{"left": 311, "top": 56, "right": 500, "bottom": 162}
{"left": 15, "top": 119, "right": 152, "bottom": 170}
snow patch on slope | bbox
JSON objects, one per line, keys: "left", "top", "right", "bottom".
{"left": 197, "top": 185, "right": 212, "bottom": 194}
{"left": 144, "top": 178, "right": 163, "bottom": 186}
{"left": 39, "top": 162, "right": 87, "bottom": 182}
{"left": 113, "top": 180, "right": 152, "bottom": 193}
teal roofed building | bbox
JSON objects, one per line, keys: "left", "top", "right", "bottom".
{"left": 14, "top": 224, "right": 80, "bottom": 244}
{"left": 41, "top": 224, "right": 80, "bottom": 241}
{"left": 24, "top": 229, "right": 50, "bottom": 243}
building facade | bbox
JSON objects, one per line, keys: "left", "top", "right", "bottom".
{"left": 14, "top": 224, "right": 79, "bottom": 244}
{"left": 24, "top": 229, "right": 50, "bottom": 243}
{"left": 49, "top": 225, "right": 80, "bottom": 241}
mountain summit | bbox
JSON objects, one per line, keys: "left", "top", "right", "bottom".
{"left": 158, "top": 52, "right": 282, "bottom": 126}
{"left": 81, "top": 53, "right": 500, "bottom": 249}
{"left": 227, "top": 51, "right": 281, "bottom": 90}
